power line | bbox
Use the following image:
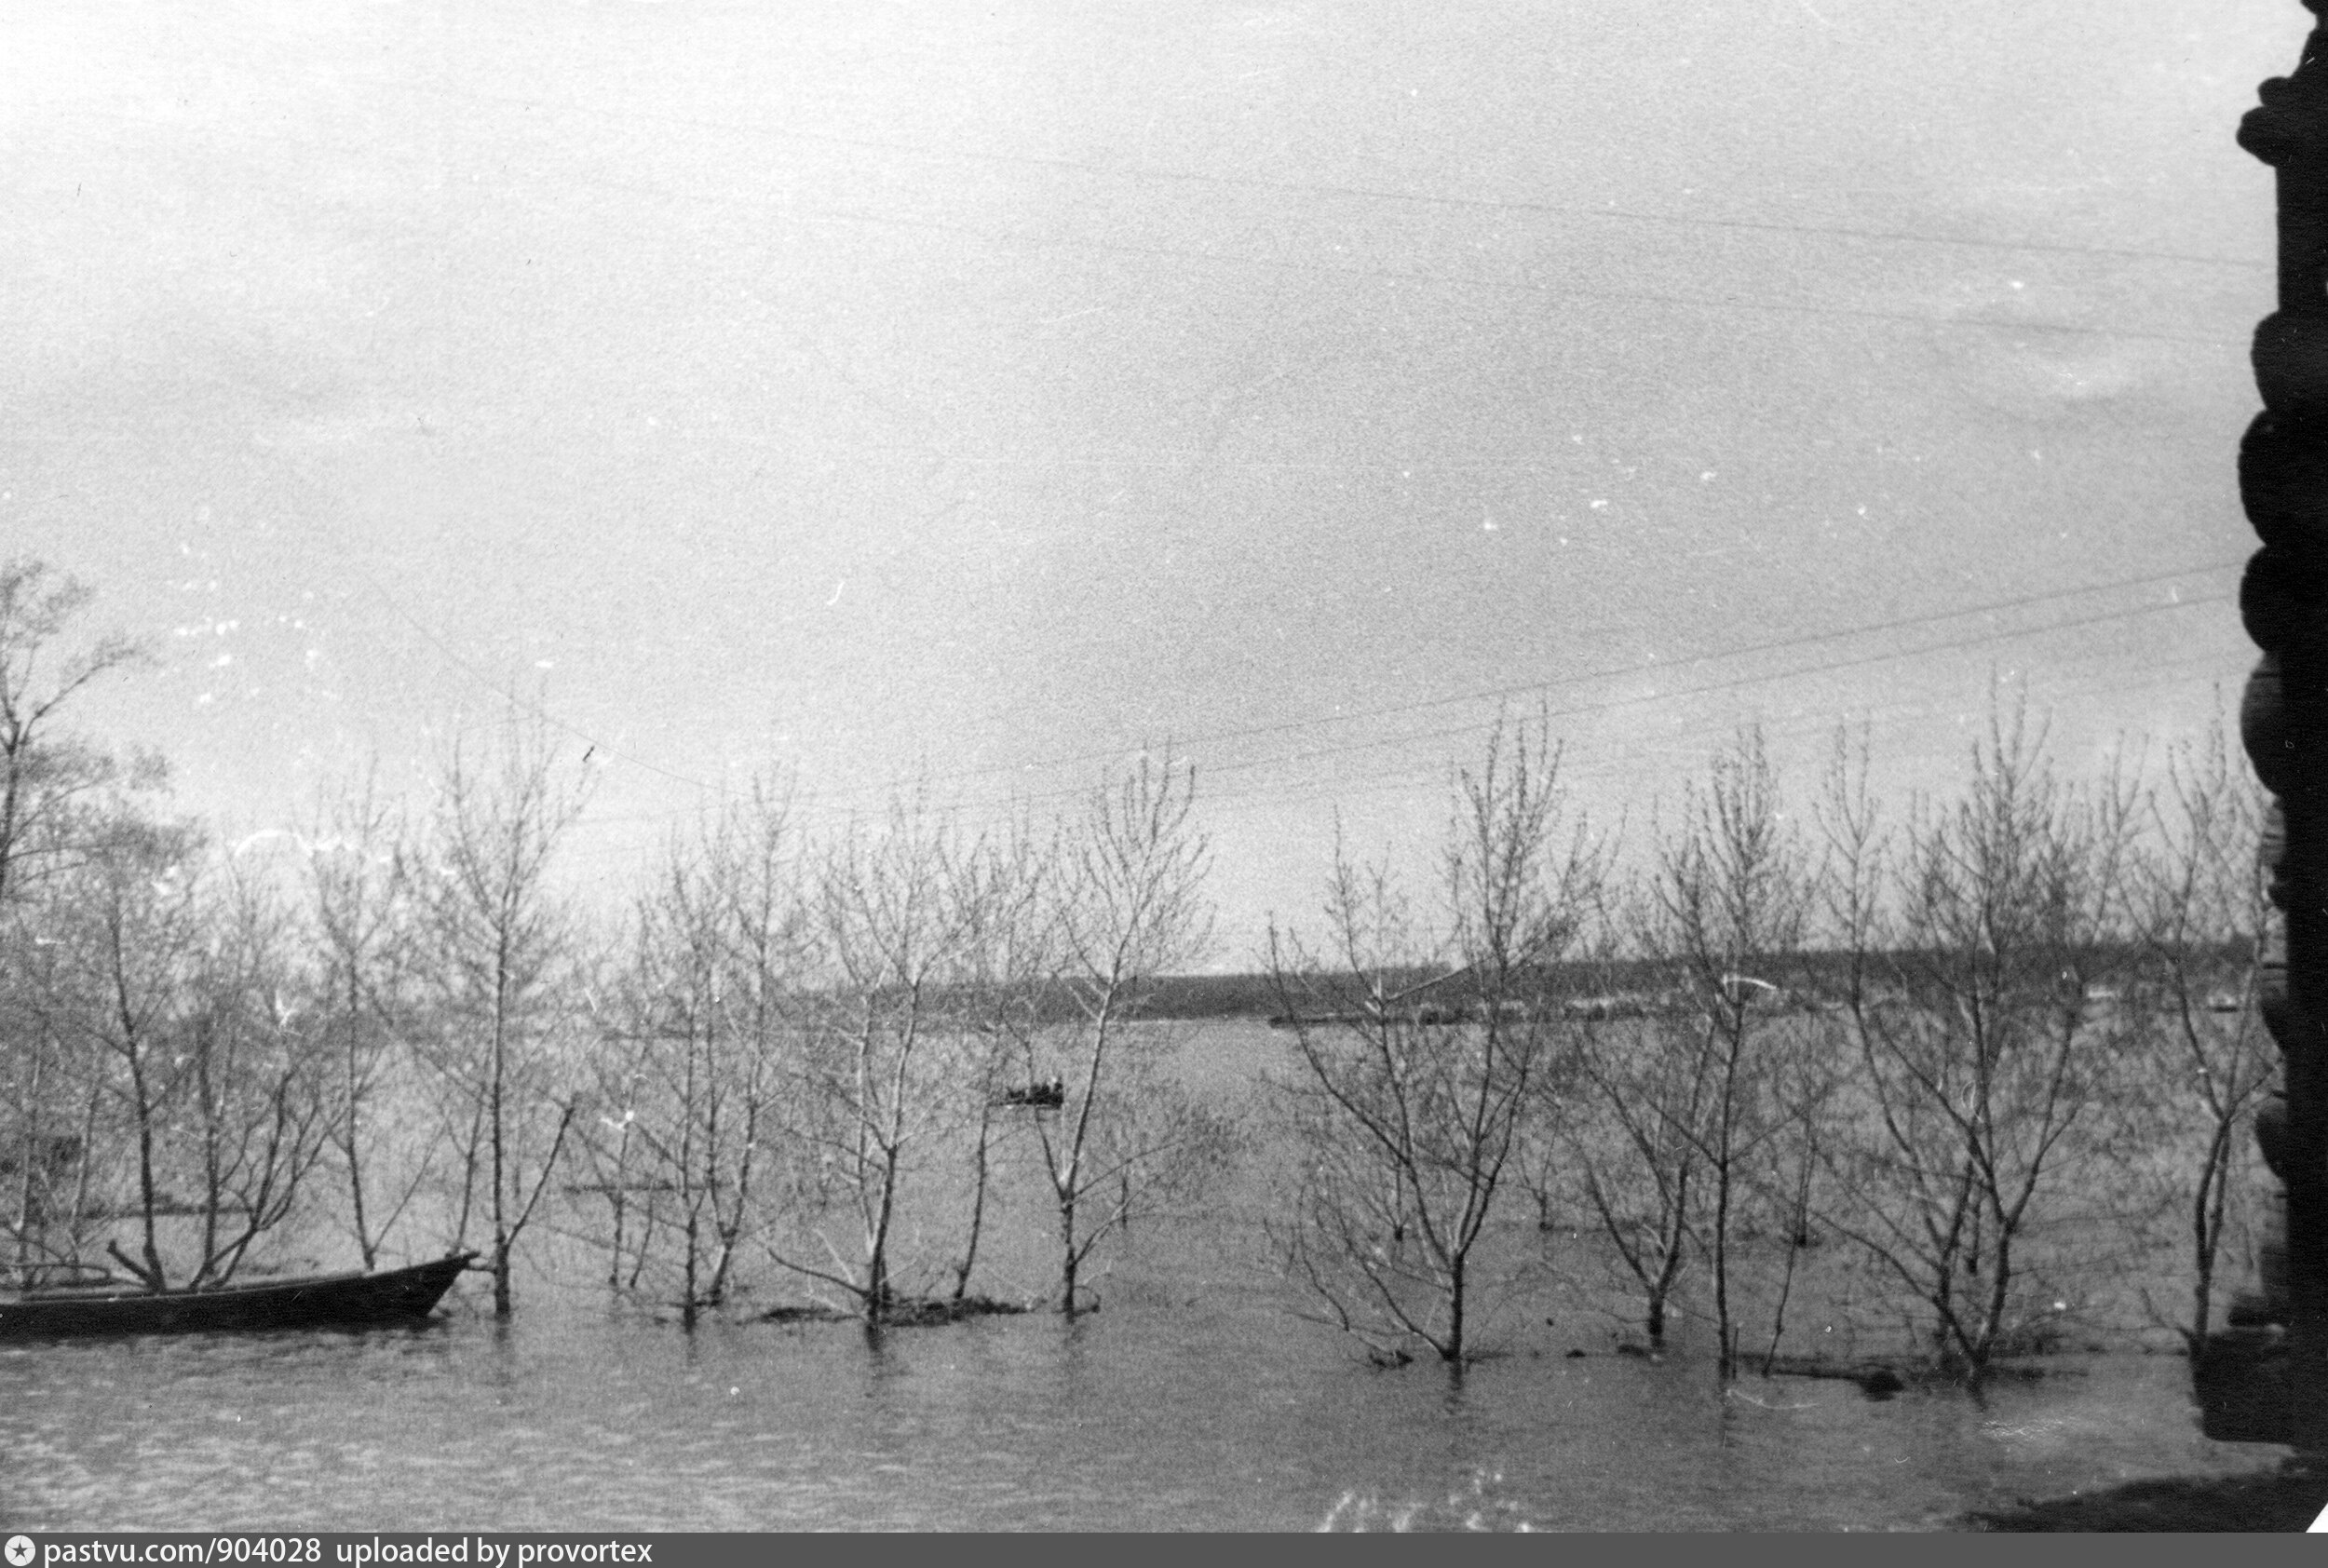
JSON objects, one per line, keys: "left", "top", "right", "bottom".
{"left": 1186, "top": 588, "right": 2233, "bottom": 811}
{"left": 50, "top": 88, "right": 2257, "bottom": 354}
{"left": 303, "top": 64, "right": 2271, "bottom": 274}
{"left": 777, "top": 558, "right": 2245, "bottom": 805}
{"left": 738, "top": 196, "right": 2243, "bottom": 351}
{"left": 1198, "top": 642, "right": 2251, "bottom": 821}
{"left": 557, "top": 570, "right": 2234, "bottom": 838}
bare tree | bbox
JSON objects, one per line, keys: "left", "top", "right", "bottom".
{"left": 1816, "top": 705, "right": 2138, "bottom": 1380}
{"left": 774, "top": 788, "right": 979, "bottom": 1323}
{"left": 1569, "top": 993, "right": 1703, "bottom": 1352}
{"left": 0, "top": 560, "right": 155, "bottom": 1277}
{"left": 591, "top": 782, "right": 807, "bottom": 1324}
{"left": 0, "top": 967, "right": 106, "bottom": 1279}
{"left": 1753, "top": 1021, "right": 1842, "bottom": 1375}
{"left": 694, "top": 780, "right": 811, "bottom": 1307}
{"left": 49, "top": 804, "right": 208, "bottom": 1291}
{"left": 416, "top": 719, "right": 589, "bottom": 1317}
{"left": 0, "top": 558, "right": 153, "bottom": 919}
{"left": 29, "top": 805, "right": 327, "bottom": 1290}
{"left": 947, "top": 809, "right": 1057, "bottom": 1306}
{"left": 591, "top": 839, "right": 724, "bottom": 1318}
{"left": 1634, "top": 727, "right": 1811, "bottom": 1378}
{"left": 1271, "top": 716, "right": 1605, "bottom": 1364}
{"left": 176, "top": 856, "right": 333, "bottom": 1288}
{"left": 2124, "top": 715, "right": 2278, "bottom": 1357}
{"left": 1026, "top": 757, "right": 1219, "bottom": 1316}
{"left": 1, "top": 863, "right": 115, "bottom": 1280}
{"left": 303, "top": 766, "right": 429, "bottom": 1269}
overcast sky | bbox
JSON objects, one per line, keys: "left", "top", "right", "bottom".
{"left": 1, "top": 0, "right": 2298, "bottom": 965}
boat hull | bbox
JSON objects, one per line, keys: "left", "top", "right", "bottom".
{"left": 0, "top": 1253, "right": 476, "bottom": 1340}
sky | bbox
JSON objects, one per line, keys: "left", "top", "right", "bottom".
{"left": 0, "top": 0, "right": 2300, "bottom": 967}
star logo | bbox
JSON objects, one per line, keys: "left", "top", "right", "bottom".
{"left": 5, "top": 1534, "right": 34, "bottom": 1567}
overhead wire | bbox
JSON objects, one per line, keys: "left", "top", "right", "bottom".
{"left": 1184, "top": 588, "right": 2234, "bottom": 814}
{"left": 282, "top": 59, "right": 2273, "bottom": 273}
{"left": 45, "top": 75, "right": 2262, "bottom": 357}
{"left": 1198, "top": 640, "right": 2254, "bottom": 824}
{"left": 548, "top": 569, "right": 2237, "bottom": 848}
{"left": 782, "top": 557, "right": 2246, "bottom": 804}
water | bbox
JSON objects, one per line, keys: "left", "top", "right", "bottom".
{"left": 0, "top": 1283, "right": 2276, "bottom": 1531}
{"left": 0, "top": 1021, "right": 2293, "bottom": 1532}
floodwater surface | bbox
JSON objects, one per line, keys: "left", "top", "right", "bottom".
{"left": 0, "top": 1278, "right": 2280, "bottom": 1532}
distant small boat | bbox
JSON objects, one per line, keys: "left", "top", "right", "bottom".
{"left": 0, "top": 1252, "right": 477, "bottom": 1341}
{"left": 996, "top": 1079, "right": 1064, "bottom": 1110}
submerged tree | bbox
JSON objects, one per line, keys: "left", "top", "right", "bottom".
{"left": 32, "top": 804, "right": 330, "bottom": 1290}
{"left": 946, "top": 810, "right": 1056, "bottom": 1307}
{"left": 417, "top": 719, "right": 589, "bottom": 1318}
{"left": 302, "top": 766, "right": 429, "bottom": 1270}
{"left": 590, "top": 781, "right": 807, "bottom": 1323}
{"left": 1025, "top": 757, "right": 1225, "bottom": 1317}
{"left": 0, "top": 558, "right": 155, "bottom": 1278}
{"left": 1569, "top": 993, "right": 1704, "bottom": 1353}
{"left": 1271, "top": 715, "right": 1605, "bottom": 1364}
{"left": 1817, "top": 707, "right": 2138, "bottom": 1381}
{"left": 39, "top": 805, "right": 205, "bottom": 1290}
{"left": 0, "top": 943, "right": 104, "bottom": 1280}
{"left": 1631, "top": 727, "right": 1811, "bottom": 1377}
{"left": 176, "top": 855, "right": 334, "bottom": 1287}
{"left": 2122, "top": 716, "right": 2278, "bottom": 1358}
{"left": 776, "top": 788, "right": 981, "bottom": 1324}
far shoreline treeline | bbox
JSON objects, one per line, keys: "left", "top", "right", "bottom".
{"left": 1130, "top": 944, "right": 2253, "bottom": 1023}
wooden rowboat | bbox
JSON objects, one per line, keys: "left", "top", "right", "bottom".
{"left": 0, "top": 1252, "right": 477, "bottom": 1340}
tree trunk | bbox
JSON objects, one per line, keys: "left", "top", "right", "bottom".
{"left": 126, "top": 1032, "right": 165, "bottom": 1291}
{"left": 954, "top": 1098, "right": 995, "bottom": 1304}
{"left": 2191, "top": 1120, "right": 2230, "bottom": 1360}
{"left": 345, "top": 976, "right": 376, "bottom": 1272}
{"left": 682, "top": 1207, "right": 700, "bottom": 1331}
{"left": 1713, "top": 1171, "right": 1734, "bottom": 1382}
{"left": 489, "top": 962, "right": 512, "bottom": 1318}
{"left": 1445, "top": 1254, "right": 1466, "bottom": 1364}
{"left": 865, "top": 1148, "right": 900, "bottom": 1323}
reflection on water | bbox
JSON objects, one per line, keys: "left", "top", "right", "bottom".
{"left": 0, "top": 1021, "right": 2291, "bottom": 1531}
{"left": 0, "top": 1254, "right": 2284, "bottom": 1532}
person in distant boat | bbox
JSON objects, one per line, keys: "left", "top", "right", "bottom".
{"left": 1000, "top": 1078, "right": 1065, "bottom": 1109}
